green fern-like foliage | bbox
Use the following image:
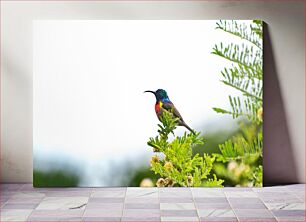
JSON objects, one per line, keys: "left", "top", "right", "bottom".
{"left": 214, "top": 130, "right": 262, "bottom": 162}
{"left": 212, "top": 20, "right": 263, "bottom": 123}
{"left": 147, "top": 112, "right": 224, "bottom": 187}
{"left": 212, "top": 20, "right": 263, "bottom": 187}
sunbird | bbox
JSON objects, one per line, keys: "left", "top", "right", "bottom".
{"left": 144, "top": 89, "right": 195, "bottom": 134}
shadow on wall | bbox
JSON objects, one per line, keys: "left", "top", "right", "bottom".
{"left": 263, "top": 23, "right": 298, "bottom": 185}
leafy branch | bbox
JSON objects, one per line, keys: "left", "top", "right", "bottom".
{"left": 212, "top": 20, "right": 263, "bottom": 123}
{"left": 216, "top": 20, "right": 262, "bottom": 49}
{"left": 212, "top": 20, "right": 263, "bottom": 187}
{"left": 147, "top": 112, "right": 223, "bottom": 187}
{"left": 213, "top": 130, "right": 263, "bottom": 163}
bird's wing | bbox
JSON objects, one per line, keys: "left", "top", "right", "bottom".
{"left": 162, "top": 101, "right": 194, "bottom": 134}
{"left": 162, "top": 102, "right": 184, "bottom": 122}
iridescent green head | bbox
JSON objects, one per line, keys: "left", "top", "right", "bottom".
{"left": 144, "top": 89, "right": 169, "bottom": 101}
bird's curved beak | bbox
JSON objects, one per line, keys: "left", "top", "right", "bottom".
{"left": 144, "top": 90, "right": 156, "bottom": 95}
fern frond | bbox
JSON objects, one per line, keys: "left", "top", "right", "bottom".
{"left": 212, "top": 43, "right": 262, "bottom": 72}
{"left": 216, "top": 20, "right": 262, "bottom": 50}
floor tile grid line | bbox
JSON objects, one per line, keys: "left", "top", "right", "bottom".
{"left": 120, "top": 187, "right": 128, "bottom": 222}
{"left": 81, "top": 187, "right": 93, "bottom": 221}
{"left": 4, "top": 184, "right": 37, "bottom": 221}
{"left": 21, "top": 203, "right": 35, "bottom": 221}
{"left": 190, "top": 188, "right": 201, "bottom": 221}
{"left": 23, "top": 188, "right": 90, "bottom": 221}
{"left": 223, "top": 191, "right": 239, "bottom": 222}
{"left": 0, "top": 184, "right": 23, "bottom": 208}
{"left": 20, "top": 186, "right": 40, "bottom": 222}
{"left": 23, "top": 190, "right": 58, "bottom": 221}
{"left": 255, "top": 191, "right": 285, "bottom": 222}
{"left": 158, "top": 187, "right": 161, "bottom": 221}
{"left": 289, "top": 188, "right": 305, "bottom": 203}
{"left": 1, "top": 195, "right": 10, "bottom": 208}
{"left": 17, "top": 184, "right": 23, "bottom": 192}
{"left": 20, "top": 184, "right": 29, "bottom": 191}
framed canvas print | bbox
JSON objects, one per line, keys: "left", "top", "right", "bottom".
{"left": 33, "top": 20, "right": 263, "bottom": 187}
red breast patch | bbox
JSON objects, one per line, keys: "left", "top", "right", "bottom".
{"left": 155, "top": 101, "right": 163, "bottom": 113}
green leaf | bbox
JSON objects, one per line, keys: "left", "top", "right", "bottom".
{"left": 212, "top": 107, "right": 232, "bottom": 114}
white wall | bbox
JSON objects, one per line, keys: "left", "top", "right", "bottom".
{"left": 1, "top": 1, "right": 305, "bottom": 184}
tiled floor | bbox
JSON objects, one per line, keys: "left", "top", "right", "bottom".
{"left": 0, "top": 184, "right": 305, "bottom": 222}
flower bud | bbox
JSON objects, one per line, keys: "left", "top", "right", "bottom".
{"left": 165, "top": 178, "right": 175, "bottom": 187}
{"left": 156, "top": 178, "right": 166, "bottom": 187}
{"left": 150, "top": 155, "right": 159, "bottom": 166}
{"left": 187, "top": 175, "right": 193, "bottom": 187}
{"left": 164, "top": 161, "right": 173, "bottom": 171}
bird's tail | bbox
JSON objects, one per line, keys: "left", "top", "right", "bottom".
{"left": 182, "top": 122, "right": 196, "bottom": 135}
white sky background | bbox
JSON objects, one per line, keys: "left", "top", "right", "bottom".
{"left": 33, "top": 20, "right": 252, "bottom": 186}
